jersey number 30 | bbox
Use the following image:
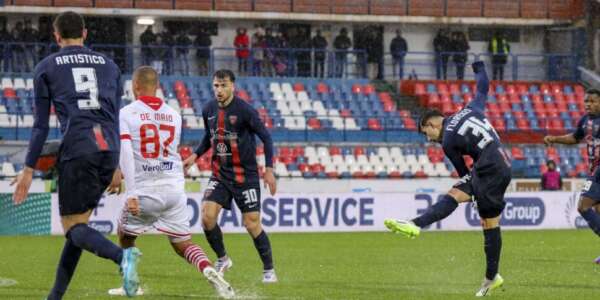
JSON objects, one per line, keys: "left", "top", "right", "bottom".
{"left": 140, "top": 124, "right": 175, "bottom": 158}
{"left": 72, "top": 68, "right": 101, "bottom": 110}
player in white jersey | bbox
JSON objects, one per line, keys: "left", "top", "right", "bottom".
{"left": 107, "top": 66, "right": 234, "bottom": 299}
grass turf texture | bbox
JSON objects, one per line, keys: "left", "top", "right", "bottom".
{"left": 0, "top": 230, "right": 598, "bottom": 299}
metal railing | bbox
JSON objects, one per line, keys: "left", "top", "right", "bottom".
{"left": 0, "top": 42, "right": 579, "bottom": 81}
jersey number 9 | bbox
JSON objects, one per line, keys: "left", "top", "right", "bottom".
{"left": 72, "top": 68, "right": 101, "bottom": 110}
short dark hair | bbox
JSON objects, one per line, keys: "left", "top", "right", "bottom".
{"left": 53, "top": 11, "right": 85, "bottom": 39}
{"left": 587, "top": 89, "right": 600, "bottom": 98}
{"left": 213, "top": 69, "right": 236, "bottom": 82}
{"left": 418, "top": 109, "right": 444, "bottom": 133}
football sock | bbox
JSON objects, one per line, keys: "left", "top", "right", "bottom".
{"left": 253, "top": 230, "right": 274, "bottom": 270}
{"left": 580, "top": 208, "right": 600, "bottom": 237}
{"left": 47, "top": 239, "right": 82, "bottom": 300}
{"left": 204, "top": 225, "right": 227, "bottom": 258}
{"left": 412, "top": 194, "right": 458, "bottom": 228}
{"left": 67, "top": 223, "right": 123, "bottom": 265}
{"left": 483, "top": 227, "right": 502, "bottom": 280}
{"left": 183, "top": 244, "right": 211, "bottom": 272}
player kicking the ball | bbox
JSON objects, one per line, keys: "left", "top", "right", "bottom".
{"left": 183, "top": 69, "right": 278, "bottom": 283}
{"left": 107, "top": 66, "right": 234, "bottom": 298}
{"left": 385, "top": 61, "right": 511, "bottom": 297}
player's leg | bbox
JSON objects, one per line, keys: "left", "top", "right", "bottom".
{"left": 475, "top": 216, "right": 504, "bottom": 297}
{"left": 107, "top": 232, "right": 144, "bottom": 297}
{"left": 385, "top": 176, "right": 472, "bottom": 238}
{"left": 202, "top": 180, "right": 233, "bottom": 273}
{"left": 577, "top": 193, "right": 600, "bottom": 237}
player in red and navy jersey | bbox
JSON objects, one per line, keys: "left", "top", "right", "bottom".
{"left": 385, "top": 62, "right": 511, "bottom": 296}
{"left": 183, "top": 69, "right": 278, "bottom": 283}
{"left": 11, "top": 11, "right": 140, "bottom": 299}
{"left": 544, "top": 88, "right": 600, "bottom": 264}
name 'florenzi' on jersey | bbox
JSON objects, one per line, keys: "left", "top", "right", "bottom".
{"left": 441, "top": 66, "right": 509, "bottom": 177}
{"left": 25, "top": 45, "right": 122, "bottom": 168}
{"left": 195, "top": 96, "right": 274, "bottom": 185}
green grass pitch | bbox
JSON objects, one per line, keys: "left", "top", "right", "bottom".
{"left": 0, "top": 230, "right": 598, "bottom": 299}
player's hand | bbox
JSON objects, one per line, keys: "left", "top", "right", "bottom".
{"left": 127, "top": 197, "right": 140, "bottom": 216}
{"left": 264, "top": 167, "right": 277, "bottom": 196}
{"left": 11, "top": 167, "right": 34, "bottom": 205}
{"left": 106, "top": 168, "right": 123, "bottom": 194}
{"left": 543, "top": 135, "right": 555, "bottom": 147}
{"left": 183, "top": 153, "right": 198, "bottom": 171}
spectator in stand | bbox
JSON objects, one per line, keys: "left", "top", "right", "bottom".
{"left": 152, "top": 34, "right": 164, "bottom": 74}
{"left": 433, "top": 29, "right": 450, "bottom": 80}
{"left": 139, "top": 25, "right": 156, "bottom": 66}
{"left": 37, "top": 20, "right": 52, "bottom": 60}
{"left": 333, "top": 28, "right": 351, "bottom": 78}
{"left": 274, "top": 30, "right": 288, "bottom": 76}
{"left": 0, "top": 22, "right": 12, "bottom": 72}
{"left": 451, "top": 31, "right": 469, "bottom": 80}
{"left": 12, "top": 21, "right": 26, "bottom": 73}
{"left": 175, "top": 30, "right": 191, "bottom": 75}
{"left": 489, "top": 31, "right": 510, "bottom": 80}
{"left": 23, "top": 19, "right": 38, "bottom": 70}
{"left": 263, "top": 28, "right": 276, "bottom": 77}
{"left": 365, "top": 27, "right": 382, "bottom": 80}
{"left": 195, "top": 28, "right": 212, "bottom": 76}
{"left": 390, "top": 29, "right": 407, "bottom": 79}
{"left": 251, "top": 27, "right": 265, "bottom": 76}
{"left": 161, "top": 29, "right": 175, "bottom": 75}
{"left": 541, "top": 160, "right": 563, "bottom": 191}
{"left": 234, "top": 27, "right": 250, "bottom": 75}
{"left": 296, "top": 27, "right": 312, "bottom": 77}
{"left": 312, "top": 29, "right": 327, "bottom": 78}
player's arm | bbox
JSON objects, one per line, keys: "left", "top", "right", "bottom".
{"left": 12, "top": 67, "right": 51, "bottom": 204}
{"left": 468, "top": 61, "right": 489, "bottom": 111}
{"left": 184, "top": 110, "right": 211, "bottom": 170}
{"left": 118, "top": 113, "right": 140, "bottom": 215}
{"left": 544, "top": 116, "right": 583, "bottom": 146}
{"left": 248, "top": 106, "right": 276, "bottom": 195}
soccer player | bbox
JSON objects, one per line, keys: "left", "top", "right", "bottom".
{"left": 107, "top": 66, "right": 234, "bottom": 298}
{"left": 543, "top": 88, "right": 600, "bottom": 264}
{"left": 10, "top": 11, "right": 141, "bottom": 299}
{"left": 183, "top": 69, "right": 278, "bottom": 282}
{"left": 384, "top": 61, "right": 511, "bottom": 297}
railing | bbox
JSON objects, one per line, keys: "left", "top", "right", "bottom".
{"left": 0, "top": 42, "right": 579, "bottom": 82}
{"left": 0, "top": 112, "right": 574, "bottom": 143}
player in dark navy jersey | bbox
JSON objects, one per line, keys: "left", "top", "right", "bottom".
{"left": 544, "top": 89, "right": 600, "bottom": 264}
{"left": 183, "top": 69, "right": 278, "bottom": 283}
{"left": 11, "top": 11, "right": 141, "bottom": 299}
{"left": 384, "top": 62, "right": 511, "bottom": 297}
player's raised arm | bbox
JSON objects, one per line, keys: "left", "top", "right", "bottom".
{"left": 468, "top": 61, "right": 489, "bottom": 111}
{"left": 544, "top": 115, "right": 583, "bottom": 146}
{"left": 248, "top": 106, "right": 276, "bottom": 195}
{"left": 13, "top": 65, "right": 51, "bottom": 204}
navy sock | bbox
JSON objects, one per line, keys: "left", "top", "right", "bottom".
{"left": 47, "top": 239, "right": 82, "bottom": 300}
{"left": 483, "top": 227, "right": 502, "bottom": 280}
{"left": 204, "top": 225, "right": 227, "bottom": 258}
{"left": 253, "top": 230, "right": 274, "bottom": 270}
{"left": 580, "top": 208, "right": 600, "bottom": 237}
{"left": 67, "top": 224, "right": 123, "bottom": 265}
{"left": 412, "top": 194, "right": 458, "bottom": 228}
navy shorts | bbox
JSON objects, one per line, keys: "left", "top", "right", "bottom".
{"left": 580, "top": 178, "right": 600, "bottom": 202}
{"left": 454, "top": 161, "right": 512, "bottom": 219}
{"left": 203, "top": 179, "right": 261, "bottom": 213}
{"left": 57, "top": 152, "right": 118, "bottom": 216}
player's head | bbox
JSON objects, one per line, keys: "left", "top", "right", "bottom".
{"left": 585, "top": 89, "right": 600, "bottom": 115}
{"left": 53, "top": 11, "right": 87, "bottom": 47}
{"left": 419, "top": 109, "right": 445, "bottom": 143}
{"left": 132, "top": 66, "right": 159, "bottom": 99}
{"left": 213, "top": 69, "right": 236, "bottom": 106}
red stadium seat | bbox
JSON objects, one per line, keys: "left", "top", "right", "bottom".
{"left": 440, "top": 94, "right": 451, "bottom": 103}
{"left": 389, "top": 171, "right": 402, "bottom": 178}
{"left": 351, "top": 84, "right": 362, "bottom": 94}
{"left": 236, "top": 89, "right": 250, "bottom": 101}
{"left": 506, "top": 84, "right": 516, "bottom": 95}
{"left": 497, "top": 94, "right": 508, "bottom": 103}
{"left": 511, "top": 147, "right": 524, "bottom": 160}
{"left": 531, "top": 94, "right": 542, "bottom": 103}
{"left": 316, "top": 82, "right": 329, "bottom": 93}
{"left": 414, "top": 171, "right": 428, "bottom": 179}
{"left": 340, "top": 109, "right": 352, "bottom": 118}
{"left": 516, "top": 84, "right": 528, "bottom": 95}
{"left": 437, "top": 83, "right": 449, "bottom": 95}
{"left": 279, "top": 147, "right": 291, "bottom": 157}
{"left": 449, "top": 83, "right": 460, "bottom": 94}
{"left": 414, "top": 83, "right": 426, "bottom": 95}
{"left": 540, "top": 84, "right": 550, "bottom": 94}
{"left": 513, "top": 111, "right": 525, "bottom": 119}
{"left": 462, "top": 93, "right": 473, "bottom": 103}
{"left": 179, "top": 146, "right": 193, "bottom": 160}
{"left": 292, "top": 146, "right": 304, "bottom": 158}
{"left": 442, "top": 103, "right": 454, "bottom": 115}
{"left": 493, "top": 119, "right": 506, "bottom": 132}
{"left": 574, "top": 85, "right": 585, "bottom": 95}
{"left": 509, "top": 94, "right": 520, "bottom": 104}
{"left": 516, "top": 118, "right": 529, "bottom": 130}
{"left": 327, "top": 171, "right": 339, "bottom": 178}
{"left": 399, "top": 110, "right": 411, "bottom": 118}
{"left": 354, "top": 146, "right": 365, "bottom": 156}
{"left": 367, "top": 118, "right": 382, "bottom": 131}
{"left": 293, "top": 82, "right": 304, "bottom": 92}
{"left": 427, "top": 94, "right": 441, "bottom": 108}
{"left": 363, "top": 84, "right": 375, "bottom": 94}
{"left": 551, "top": 84, "right": 562, "bottom": 95}
{"left": 404, "top": 118, "right": 417, "bottom": 130}
{"left": 3, "top": 88, "right": 16, "bottom": 98}
{"left": 307, "top": 118, "right": 321, "bottom": 129}
{"left": 329, "top": 146, "right": 341, "bottom": 156}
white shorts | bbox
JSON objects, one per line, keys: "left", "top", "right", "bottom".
{"left": 118, "top": 192, "right": 191, "bottom": 243}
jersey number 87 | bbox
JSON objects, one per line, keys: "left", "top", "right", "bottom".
{"left": 140, "top": 123, "right": 175, "bottom": 159}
